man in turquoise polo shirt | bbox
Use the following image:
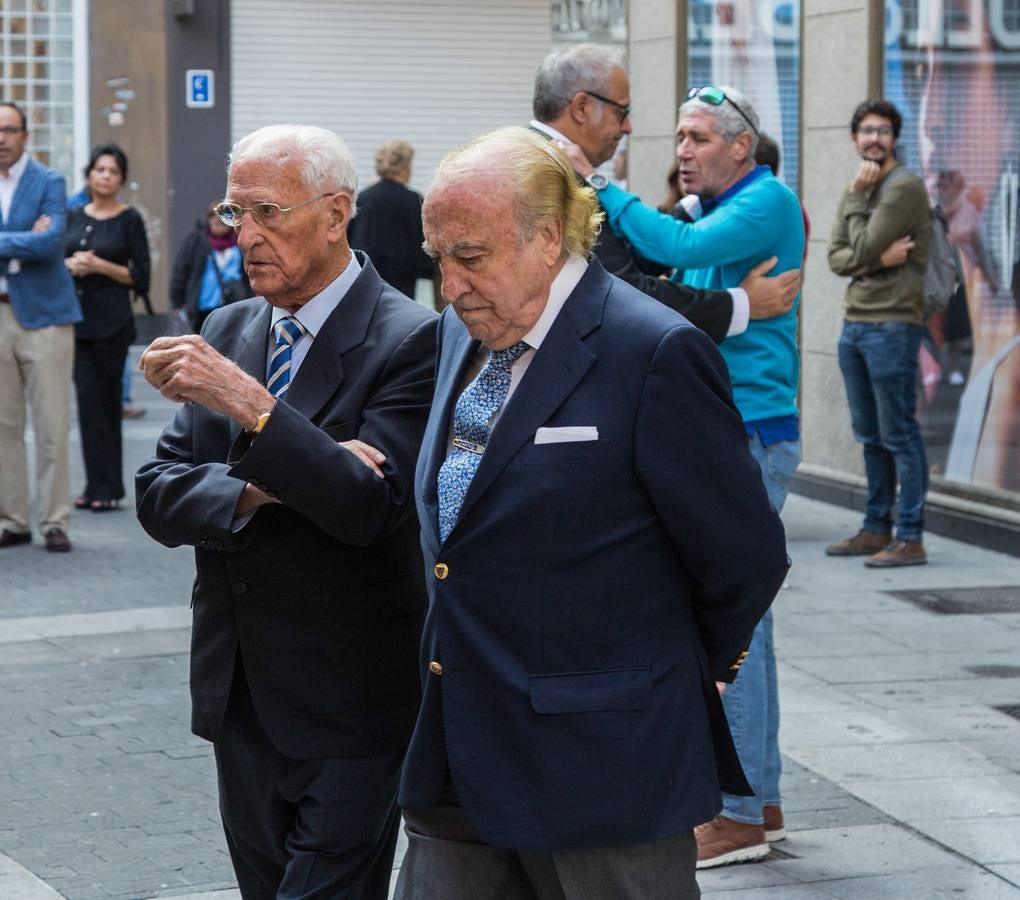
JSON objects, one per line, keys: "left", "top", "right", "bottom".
{"left": 567, "top": 84, "right": 803, "bottom": 869}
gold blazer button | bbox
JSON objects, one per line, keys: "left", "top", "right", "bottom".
{"left": 429, "top": 660, "right": 443, "bottom": 676}
{"left": 434, "top": 562, "right": 449, "bottom": 580}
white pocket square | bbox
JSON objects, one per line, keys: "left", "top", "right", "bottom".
{"left": 534, "top": 426, "right": 599, "bottom": 445}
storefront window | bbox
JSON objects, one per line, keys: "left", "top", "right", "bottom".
{"left": 687, "top": 0, "right": 801, "bottom": 190}
{"left": 886, "top": 0, "right": 1020, "bottom": 498}
{"left": 0, "top": 1, "right": 76, "bottom": 183}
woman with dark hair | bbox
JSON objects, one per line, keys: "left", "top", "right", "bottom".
{"left": 64, "top": 143, "right": 150, "bottom": 511}
{"left": 170, "top": 201, "right": 250, "bottom": 334}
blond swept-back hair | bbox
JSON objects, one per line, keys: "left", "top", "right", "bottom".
{"left": 431, "top": 126, "right": 603, "bottom": 258}
{"left": 374, "top": 139, "right": 414, "bottom": 179}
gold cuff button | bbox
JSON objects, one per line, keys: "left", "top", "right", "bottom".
{"left": 434, "top": 562, "right": 449, "bottom": 580}
{"left": 429, "top": 660, "right": 443, "bottom": 676}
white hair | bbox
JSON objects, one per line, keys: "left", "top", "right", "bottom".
{"left": 680, "top": 86, "right": 760, "bottom": 156}
{"left": 228, "top": 124, "right": 358, "bottom": 201}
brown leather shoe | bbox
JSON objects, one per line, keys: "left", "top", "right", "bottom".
{"left": 695, "top": 815, "right": 770, "bottom": 869}
{"left": 825, "top": 529, "right": 891, "bottom": 556}
{"left": 44, "top": 528, "right": 72, "bottom": 553}
{"left": 0, "top": 528, "right": 31, "bottom": 548}
{"left": 865, "top": 538, "right": 926, "bottom": 568}
{"left": 763, "top": 805, "right": 786, "bottom": 842}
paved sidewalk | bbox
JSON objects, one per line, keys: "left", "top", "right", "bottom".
{"left": 1, "top": 350, "right": 1018, "bottom": 898}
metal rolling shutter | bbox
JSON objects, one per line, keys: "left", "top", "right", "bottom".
{"left": 231, "top": 0, "right": 551, "bottom": 194}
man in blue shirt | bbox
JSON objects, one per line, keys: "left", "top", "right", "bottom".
{"left": 567, "top": 85, "right": 803, "bottom": 869}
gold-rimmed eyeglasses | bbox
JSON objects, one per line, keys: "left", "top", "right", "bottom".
{"left": 214, "top": 192, "right": 339, "bottom": 228}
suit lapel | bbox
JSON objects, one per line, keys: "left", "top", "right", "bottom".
{"left": 453, "top": 259, "right": 610, "bottom": 530}
{"left": 419, "top": 314, "right": 478, "bottom": 550}
{"left": 279, "top": 253, "right": 382, "bottom": 421}
{"left": 228, "top": 303, "right": 274, "bottom": 445}
{"left": 6, "top": 160, "right": 42, "bottom": 228}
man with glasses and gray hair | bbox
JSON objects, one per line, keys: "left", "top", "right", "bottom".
{"left": 568, "top": 85, "right": 804, "bottom": 869}
{"left": 531, "top": 44, "right": 800, "bottom": 344}
{"left": 136, "top": 124, "right": 437, "bottom": 899}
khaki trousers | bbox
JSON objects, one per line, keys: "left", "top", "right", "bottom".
{"left": 0, "top": 302, "right": 74, "bottom": 534}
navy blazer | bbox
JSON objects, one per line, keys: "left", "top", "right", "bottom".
{"left": 399, "top": 257, "right": 788, "bottom": 851}
{"left": 0, "top": 157, "right": 80, "bottom": 329}
{"left": 137, "top": 256, "right": 438, "bottom": 759}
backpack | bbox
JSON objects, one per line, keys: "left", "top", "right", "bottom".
{"left": 879, "top": 166, "right": 961, "bottom": 317}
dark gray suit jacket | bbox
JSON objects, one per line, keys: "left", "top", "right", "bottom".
{"left": 137, "top": 255, "right": 438, "bottom": 758}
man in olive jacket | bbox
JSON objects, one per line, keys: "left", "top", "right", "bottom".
{"left": 827, "top": 98, "right": 931, "bottom": 568}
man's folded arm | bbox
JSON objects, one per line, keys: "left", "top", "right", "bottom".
{"left": 228, "top": 317, "right": 437, "bottom": 546}
{"left": 135, "top": 402, "right": 254, "bottom": 551}
{"left": 634, "top": 324, "right": 789, "bottom": 681}
{"left": 592, "top": 230, "right": 733, "bottom": 343}
{"left": 0, "top": 175, "right": 68, "bottom": 261}
{"left": 832, "top": 181, "right": 925, "bottom": 272}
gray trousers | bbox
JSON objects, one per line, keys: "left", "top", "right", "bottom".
{"left": 393, "top": 784, "right": 700, "bottom": 900}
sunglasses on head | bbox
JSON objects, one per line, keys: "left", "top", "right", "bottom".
{"left": 685, "top": 86, "right": 760, "bottom": 137}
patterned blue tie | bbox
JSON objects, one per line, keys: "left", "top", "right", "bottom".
{"left": 437, "top": 340, "right": 530, "bottom": 542}
{"left": 266, "top": 316, "right": 306, "bottom": 398}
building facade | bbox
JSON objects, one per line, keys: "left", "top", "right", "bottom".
{"left": 628, "top": 0, "right": 1019, "bottom": 540}
{"left": 6, "top": 0, "right": 1017, "bottom": 532}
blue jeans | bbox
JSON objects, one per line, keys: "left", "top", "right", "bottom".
{"left": 837, "top": 321, "right": 928, "bottom": 541}
{"left": 721, "top": 435, "right": 799, "bottom": 824}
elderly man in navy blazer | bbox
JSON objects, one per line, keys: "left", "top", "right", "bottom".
{"left": 392, "top": 127, "right": 789, "bottom": 899}
{"left": 0, "top": 101, "right": 81, "bottom": 553}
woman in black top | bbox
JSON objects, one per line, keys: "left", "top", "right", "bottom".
{"left": 348, "top": 139, "right": 435, "bottom": 300}
{"left": 64, "top": 143, "right": 150, "bottom": 511}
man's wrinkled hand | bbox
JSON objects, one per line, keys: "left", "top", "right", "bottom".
{"left": 560, "top": 141, "right": 595, "bottom": 179}
{"left": 341, "top": 439, "right": 387, "bottom": 479}
{"left": 742, "top": 256, "right": 801, "bottom": 320}
{"left": 139, "top": 334, "right": 273, "bottom": 427}
{"left": 851, "top": 160, "right": 882, "bottom": 193}
{"left": 879, "top": 236, "right": 915, "bottom": 269}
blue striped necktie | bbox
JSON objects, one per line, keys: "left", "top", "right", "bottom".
{"left": 266, "top": 316, "right": 306, "bottom": 398}
{"left": 436, "top": 340, "right": 530, "bottom": 542}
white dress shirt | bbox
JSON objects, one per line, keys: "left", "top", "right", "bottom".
{"left": 530, "top": 119, "right": 748, "bottom": 337}
{"left": 448, "top": 254, "right": 588, "bottom": 453}
{"left": 0, "top": 151, "right": 30, "bottom": 293}
{"left": 265, "top": 250, "right": 361, "bottom": 379}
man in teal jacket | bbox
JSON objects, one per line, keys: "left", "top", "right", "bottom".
{"left": 567, "top": 85, "right": 803, "bottom": 869}
{"left": 0, "top": 102, "right": 80, "bottom": 552}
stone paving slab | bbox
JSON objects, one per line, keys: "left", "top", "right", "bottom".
{"left": 0, "top": 607, "right": 191, "bottom": 644}
{"left": 0, "top": 851, "right": 63, "bottom": 899}
{"left": 3, "top": 362, "right": 1020, "bottom": 898}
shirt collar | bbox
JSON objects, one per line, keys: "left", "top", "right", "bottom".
{"left": 521, "top": 254, "right": 588, "bottom": 351}
{"left": 701, "top": 164, "right": 771, "bottom": 215}
{"left": 1, "top": 152, "right": 28, "bottom": 183}
{"left": 530, "top": 120, "right": 570, "bottom": 146}
{"left": 270, "top": 250, "right": 360, "bottom": 337}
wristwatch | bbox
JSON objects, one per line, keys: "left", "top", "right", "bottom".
{"left": 585, "top": 172, "right": 609, "bottom": 190}
{"left": 250, "top": 410, "right": 272, "bottom": 435}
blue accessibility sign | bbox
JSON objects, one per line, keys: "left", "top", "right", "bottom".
{"left": 185, "top": 69, "right": 215, "bottom": 108}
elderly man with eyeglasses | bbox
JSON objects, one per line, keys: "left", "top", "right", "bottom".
{"left": 136, "top": 124, "right": 437, "bottom": 899}
{"left": 530, "top": 45, "right": 800, "bottom": 346}
{"left": 568, "top": 85, "right": 804, "bottom": 869}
